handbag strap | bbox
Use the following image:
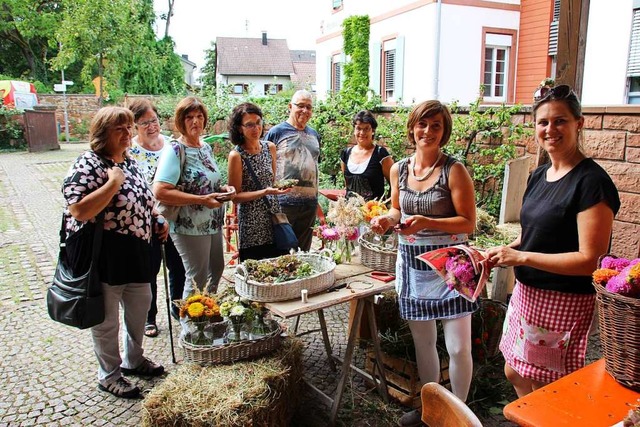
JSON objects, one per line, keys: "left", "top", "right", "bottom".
{"left": 236, "top": 144, "right": 275, "bottom": 213}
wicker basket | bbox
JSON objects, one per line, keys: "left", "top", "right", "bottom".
{"left": 180, "top": 319, "right": 283, "bottom": 365}
{"left": 594, "top": 281, "right": 640, "bottom": 391}
{"left": 234, "top": 251, "right": 336, "bottom": 302}
{"left": 358, "top": 231, "right": 397, "bottom": 273}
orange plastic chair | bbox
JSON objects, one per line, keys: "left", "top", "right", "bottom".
{"left": 420, "top": 382, "right": 482, "bottom": 427}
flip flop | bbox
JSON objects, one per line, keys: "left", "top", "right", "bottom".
{"left": 144, "top": 323, "right": 159, "bottom": 338}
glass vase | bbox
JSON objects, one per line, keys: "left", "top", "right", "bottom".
{"left": 226, "top": 316, "right": 249, "bottom": 342}
{"left": 185, "top": 320, "right": 215, "bottom": 346}
{"left": 249, "top": 315, "right": 272, "bottom": 340}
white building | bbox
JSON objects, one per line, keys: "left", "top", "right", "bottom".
{"left": 315, "top": 0, "right": 520, "bottom": 105}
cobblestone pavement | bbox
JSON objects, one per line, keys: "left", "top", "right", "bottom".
{"left": 1, "top": 144, "right": 583, "bottom": 426}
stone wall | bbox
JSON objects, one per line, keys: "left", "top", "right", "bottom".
{"left": 34, "top": 95, "right": 640, "bottom": 258}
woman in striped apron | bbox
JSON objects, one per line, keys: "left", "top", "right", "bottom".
{"left": 371, "top": 100, "right": 477, "bottom": 427}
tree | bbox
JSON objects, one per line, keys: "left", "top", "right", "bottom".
{"left": 0, "top": 0, "right": 62, "bottom": 82}
{"left": 160, "top": 0, "right": 175, "bottom": 39}
{"left": 200, "top": 41, "right": 216, "bottom": 96}
{"left": 341, "top": 15, "right": 370, "bottom": 105}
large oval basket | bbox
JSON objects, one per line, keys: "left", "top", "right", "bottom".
{"left": 234, "top": 251, "right": 336, "bottom": 302}
{"left": 358, "top": 231, "right": 398, "bottom": 273}
{"left": 594, "top": 281, "right": 640, "bottom": 391}
{"left": 180, "top": 319, "right": 283, "bottom": 365}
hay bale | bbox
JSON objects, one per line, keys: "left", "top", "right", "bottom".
{"left": 141, "top": 338, "right": 304, "bottom": 427}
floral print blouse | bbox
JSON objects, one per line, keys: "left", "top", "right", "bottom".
{"left": 129, "top": 135, "right": 171, "bottom": 186}
{"left": 154, "top": 140, "right": 225, "bottom": 236}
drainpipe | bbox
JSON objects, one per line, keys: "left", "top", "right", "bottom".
{"left": 433, "top": 0, "right": 442, "bottom": 100}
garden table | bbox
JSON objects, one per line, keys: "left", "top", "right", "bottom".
{"left": 265, "top": 259, "right": 394, "bottom": 426}
{"left": 503, "top": 358, "right": 640, "bottom": 426}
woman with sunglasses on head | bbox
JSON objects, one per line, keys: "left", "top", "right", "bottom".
{"left": 486, "top": 84, "right": 620, "bottom": 397}
{"left": 227, "top": 102, "right": 291, "bottom": 261}
{"left": 128, "top": 99, "right": 186, "bottom": 330}
{"left": 341, "top": 110, "right": 393, "bottom": 201}
{"left": 370, "top": 100, "right": 477, "bottom": 427}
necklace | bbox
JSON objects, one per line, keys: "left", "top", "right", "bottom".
{"left": 412, "top": 151, "right": 443, "bottom": 182}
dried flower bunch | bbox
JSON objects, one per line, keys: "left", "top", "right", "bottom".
{"left": 593, "top": 256, "right": 640, "bottom": 297}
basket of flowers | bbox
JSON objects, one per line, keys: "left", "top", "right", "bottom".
{"left": 357, "top": 198, "right": 398, "bottom": 272}
{"left": 592, "top": 255, "right": 640, "bottom": 391}
{"left": 234, "top": 251, "right": 336, "bottom": 302}
{"left": 178, "top": 290, "right": 284, "bottom": 365}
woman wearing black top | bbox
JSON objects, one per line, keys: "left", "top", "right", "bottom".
{"left": 486, "top": 85, "right": 620, "bottom": 398}
{"left": 340, "top": 110, "right": 393, "bottom": 200}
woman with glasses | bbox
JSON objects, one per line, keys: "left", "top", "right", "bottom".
{"left": 340, "top": 110, "right": 393, "bottom": 201}
{"left": 486, "top": 84, "right": 620, "bottom": 397}
{"left": 227, "top": 102, "right": 291, "bottom": 261}
{"left": 153, "top": 96, "right": 235, "bottom": 297}
{"left": 128, "top": 99, "right": 186, "bottom": 331}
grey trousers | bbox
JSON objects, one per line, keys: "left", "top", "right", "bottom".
{"left": 91, "top": 282, "right": 151, "bottom": 385}
{"left": 172, "top": 231, "right": 224, "bottom": 297}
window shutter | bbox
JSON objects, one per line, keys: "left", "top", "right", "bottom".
{"left": 395, "top": 36, "right": 405, "bottom": 103}
{"left": 628, "top": 9, "right": 640, "bottom": 76}
{"left": 548, "top": 0, "right": 560, "bottom": 56}
{"left": 370, "top": 42, "right": 381, "bottom": 95}
{"left": 326, "top": 56, "right": 333, "bottom": 94}
{"left": 385, "top": 50, "right": 395, "bottom": 91}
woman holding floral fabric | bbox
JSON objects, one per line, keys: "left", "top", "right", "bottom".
{"left": 129, "top": 99, "right": 186, "bottom": 332}
{"left": 340, "top": 110, "right": 393, "bottom": 200}
{"left": 370, "top": 100, "right": 477, "bottom": 427}
{"left": 153, "top": 96, "right": 235, "bottom": 297}
{"left": 485, "top": 85, "right": 620, "bottom": 397}
{"left": 227, "top": 102, "right": 291, "bottom": 261}
{"left": 63, "top": 107, "right": 167, "bottom": 399}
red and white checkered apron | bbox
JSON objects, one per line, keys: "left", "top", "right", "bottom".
{"left": 499, "top": 281, "right": 596, "bottom": 383}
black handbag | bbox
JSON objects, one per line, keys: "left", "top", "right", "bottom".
{"left": 46, "top": 210, "right": 106, "bottom": 329}
{"left": 238, "top": 146, "right": 299, "bottom": 252}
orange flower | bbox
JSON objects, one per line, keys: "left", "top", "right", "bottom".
{"left": 592, "top": 268, "right": 619, "bottom": 285}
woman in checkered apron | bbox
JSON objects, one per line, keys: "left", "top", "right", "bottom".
{"left": 486, "top": 84, "right": 620, "bottom": 397}
{"left": 371, "top": 100, "right": 477, "bottom": 427}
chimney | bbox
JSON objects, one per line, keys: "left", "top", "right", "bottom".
{"left": 262, "top": 31, "right": 267, "bottom": 45}
{"left": 181, "top": 54, "right": 189, "bottom": 60}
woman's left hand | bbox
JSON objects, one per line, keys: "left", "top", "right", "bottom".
{"left": 154, "top": 216, "right": 170, "bottom": 241}
{"left": 485, "top": 245, "right": 523, "bottom": 268}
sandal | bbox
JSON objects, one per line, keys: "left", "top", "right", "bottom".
{"left": 97, "top": 377, "right": 140, "bottom": 399}
{"left": 144, "top": 323, "right": 159, "bottom": 338}
{"left": 121, "top": 357, "right": 165, "bottom": 377}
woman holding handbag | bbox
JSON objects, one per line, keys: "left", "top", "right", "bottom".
{"left": 62, "top": 107, "right": 168, "bottom": 399}
{"left": 227, "top": 102, "right": 292, "bottom": 261}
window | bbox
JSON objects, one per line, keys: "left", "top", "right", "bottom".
{"left": 382, "top": 39, "right": 396, "bottom": 102}
{"left": 264, "top": 83, "right": 283, "bottom": 95}
{"left": 232, "top": 84, "right": 248, "bottom": 95}
{"left": 332, "top": 0, "right": 343, "bottom": 10}
{"left": 627, "top": 5, "right": 640, "bottom": 103}
{"left": 482, "top": 32, "right": 513, "bottom": 102}
{"left": 331, "top": 54, "right": 342, "bottom": 93}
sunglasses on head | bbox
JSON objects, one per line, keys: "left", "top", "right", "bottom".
{"left": 533, "top": 84, "right": 576, "bottom": 102}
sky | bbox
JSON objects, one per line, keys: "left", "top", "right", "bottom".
{"left": 153, "top": 0, "right": 325, "bottom": 79}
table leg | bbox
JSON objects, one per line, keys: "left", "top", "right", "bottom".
{"left": 365, "top": 300, "right": 389, "bottom": 403}
{"left": 317, "top": 309, "right": 336, "bottom": 372}
{"left": 293, "top": 315, "right": 301, "bottom": 335}
{"left": 329, "top": 298, "right": 365, "bottom": 426}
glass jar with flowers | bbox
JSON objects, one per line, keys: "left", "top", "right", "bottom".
{"left": 175, "top": 289, "right": 224, "bottom": 346}
{"left": 248, "top": 302, "right": 273, "bottom": 339}
{"left": 316, "top": 195, "right": 365, "bottom": 264}
{"left": 220, "top": 297, "right": 254, "bottom": 342}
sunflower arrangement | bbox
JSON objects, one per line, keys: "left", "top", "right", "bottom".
{"left": 175, "top": 288, "right": 222, "bottom": 323}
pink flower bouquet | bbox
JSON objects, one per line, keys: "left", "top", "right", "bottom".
{"left": 592, "top": 256, "right": 640, "bottom": 297}
{"left": 416, "top": 245, "right": 490, "bottom": 302}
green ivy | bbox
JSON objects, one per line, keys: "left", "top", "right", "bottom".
{"left": 341, "top": 15, "right": 371, "bottom": 104}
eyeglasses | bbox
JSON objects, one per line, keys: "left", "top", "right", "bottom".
{"left": 241, "top": 120, "right": 263, "bottom": 129}
{"left": 292, "top": 102, "right": 313, "bottom": 111}
{"left": 137, "top": 118, "right": 159, "bottom": 128}
{"left": 533, "top": 84, "right": 576, "bottom": 103}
